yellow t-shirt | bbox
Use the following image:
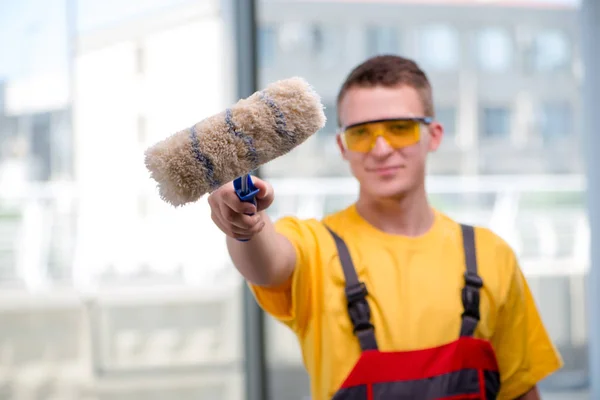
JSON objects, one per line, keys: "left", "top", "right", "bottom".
{"left": 249, "top": 205, "right": 563, "bottom": 400}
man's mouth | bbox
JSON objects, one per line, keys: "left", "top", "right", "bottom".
{"left": 367, "top": 166, "right": 402, "bottom": 174}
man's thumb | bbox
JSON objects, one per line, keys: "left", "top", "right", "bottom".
{"left": 252, "top": 177, "right": 270, "bottom": 199}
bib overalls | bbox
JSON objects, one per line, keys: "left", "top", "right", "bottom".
{"left": 326, "top": 224, "right": 501, "bottom": 400}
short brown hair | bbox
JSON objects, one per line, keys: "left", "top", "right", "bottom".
{"left": 336, "top": 55, "right": 434, "bottom": 126}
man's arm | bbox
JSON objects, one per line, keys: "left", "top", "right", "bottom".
{"left": 515, "top": 386, "right": 540, "bottom": 400}
{"left": 488, "top": 234, "right": 562, "bottom": 399}
{"left": 207, "top": 177, "right": 297, "bottom": 287}
{"left": 209, "top": 177, "right": 314, "bottom": 333}
{"left": 226, "top": 210, "right": 296, "bottom": 287}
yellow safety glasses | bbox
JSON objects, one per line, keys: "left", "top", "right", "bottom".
{"left": 340, "top": 117, "right": 433, "bottom": 153}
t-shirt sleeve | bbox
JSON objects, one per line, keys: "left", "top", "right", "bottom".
{"left": 247, "top": 215, "right": 317, "bottom": 335}
{"left": 491, "top": 248, "right": 563, "bottom": 399}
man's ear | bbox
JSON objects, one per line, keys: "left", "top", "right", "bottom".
{"left": 336, "top": 133, "right": 348, "bottom": 160}
{"left": 427, "top": 121, "right": 444, "bottom": 152}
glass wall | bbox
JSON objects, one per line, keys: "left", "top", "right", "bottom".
{"left": 256, "top": 1, "right": 588, "bottom": 399}
{"left": 0, "top": 1, "right": 244, "bottom": 399}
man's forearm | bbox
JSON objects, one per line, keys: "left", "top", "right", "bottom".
{"left": 515, "top": 386, "right": 540, "bottom": 400}
{"left": 226, "top": 211, "right": 295, "bottom": 286}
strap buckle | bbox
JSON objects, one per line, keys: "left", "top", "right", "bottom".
{"left": 464, "top": 271, "right": 483, "bottom": 288}
{"left": 461, "top": 273, "right": 482, "bottom": 321}
{"left": 345, "top": 282, "right": 368, "bottom": 303}
{"left": 345, "top": 282, "right": 374, "bottom": 334}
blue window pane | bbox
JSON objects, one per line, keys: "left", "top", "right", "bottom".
{"left": 436, "top": 107, "right": 456, "bottom": 136}
{"left": 366, "top": 26, "right": 399, "bottom": 57}
{"left": 258, "top": 25, "right": 276, "bottom": 67}
{"left": 476, "top": 28, "right": 512, "bottom": 72}
{"left": 482, "top": 107, "right": 511, "bottom": 138}
{"left": 416, "top": 25, "right": 459, "bottom": 71}
{"left": 540, "top": 102, "right": 573, "bottom": 141}
{"left": 533, "top": 30, "right": 571, "bottom": 72}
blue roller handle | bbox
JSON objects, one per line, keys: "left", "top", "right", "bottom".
{"left": 233, "top": 174, "right": 260, "bottom": 242}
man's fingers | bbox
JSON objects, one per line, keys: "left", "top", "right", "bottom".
{"left": 252, "top": 177, "right": 271, "bottom": 199}
{"left": 229, "top": 220, "right": 265, "bottom": 240}
{"left": 221, "top": 204, "right": 260, "bottom": 229}
{"left": 211, "top": 210, "right": 228, "bottom": 234}
{"left": 224, "top": 207, "right": 260, "bottom": 228}
{"left": 223, "top": 190, "right": 257, "bottom": 215}
{"left": 213, "top": 205, "right": 264, "bottom": 238}
{"left": 208, "top": 178, "right": 270, "bottom": 240}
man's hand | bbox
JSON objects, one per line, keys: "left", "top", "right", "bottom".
{"left": 208, "top": 177, "right": 275, "bottom": 241}
{"left": 208, "top": 176, "right": 295, "bottom": 286}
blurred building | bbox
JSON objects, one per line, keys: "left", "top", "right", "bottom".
{"left": 0, "top": 85, "right": 72, "bottom": 185}
{"left": 256, "top": 1, "right": 589, "bottom": 398}
{"left": 257, "top": 0, "right": 582, "bottom": 178}
{"left": 0, "top": 0, "right": 76, "bottom": 291}
{"left": 72, "top": 0, "right": 235, "bottom": 290}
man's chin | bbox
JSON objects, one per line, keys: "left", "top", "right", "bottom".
{"left": 363, "top": 181, "right": 414, "bottom": 199}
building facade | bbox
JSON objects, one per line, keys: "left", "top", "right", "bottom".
{"left": 256, "top": 0, "right": 581, "bottom": 178}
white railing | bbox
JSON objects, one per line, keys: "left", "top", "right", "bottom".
{"left": 0, "top": 174, "right": 589, "bottom": 292}
{"left": 269, "top": 174, "right": 589, "bottom": 277}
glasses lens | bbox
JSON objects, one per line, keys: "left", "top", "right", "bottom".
{"left": 344, "top": 123, "right": 374, "bottom": 152}
{"left": 343, "top": 119, "right": 420, "bottom": 152}
{"left": 381, "top": 120, "right": 420, "bottom": 148}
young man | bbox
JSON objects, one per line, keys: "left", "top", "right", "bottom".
{"left": 208, "top": 55, "right": 563, "bottom": 399}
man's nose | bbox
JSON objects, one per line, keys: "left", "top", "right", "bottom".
{"left": 370, "top": 134, "right": 394, "bottom": 156}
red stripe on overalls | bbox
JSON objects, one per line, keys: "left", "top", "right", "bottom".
{"left": 340, "top": 337, "right": 498, "bottom": 387}
{"left": 326, "top": 224, "right": 501, "bottom": 400}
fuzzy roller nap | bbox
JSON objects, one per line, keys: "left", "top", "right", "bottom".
{"left": 144, "top": 77, "right": 326, "bottom": 207}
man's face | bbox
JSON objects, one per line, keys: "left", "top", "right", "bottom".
{"left": 336, "top": 85, "right": 443, "bottom": 199}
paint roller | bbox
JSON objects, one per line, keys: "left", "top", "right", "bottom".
{"left": 144, "top": 77, "right": 326, "bottom": 208}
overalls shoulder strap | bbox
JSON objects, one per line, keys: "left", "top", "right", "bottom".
{"left": 324, "top": 223, "right": 483, "bottom": 349}
{"left": 459, "top": 223, "right": 484, "bottom": 337}
{"left": 324, "top": 225, "right": 378, "bottom": 351}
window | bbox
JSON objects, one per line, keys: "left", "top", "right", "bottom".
{"left": 312, "top": 25, "right": 343, "bottom": 68}
{"left": 435, "top": 106, "right": 456, "bottom": 136}
{"left": 416, "top": 25, "right": 459, "bottom": 71}
{"left": 476, "top": 28, "right": 512, "bottom": 72}
{"left": 539, "top": 102, "right": 573, "bottom": 141}
{"left": 278, "top": 23, "right": 342, "bottom": 67}
{"left": 30, "top": 112, "right": 52, "bottom": 181}
{"left": 312, "top": 26, "right": 324, "bottom": 53}
{"left": 322, "top": 102, "right": 338, "bottom": 135}
{"left": 481, "top": 107, "right": 511, "bottom": 139}
{"left": 0, "top": 116, "right": 18, "bottom": 160}
{"left": 278, "top": 22, "right": 314, "bottom": 54}
{"left": 366, "top": 26, "right": 399, "bottom": 57}
{"left": 258, "top": 25, "right": 277, "bottom": 67}
{"left": 531, "top": 30, "right": 571, "bottom": 72}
